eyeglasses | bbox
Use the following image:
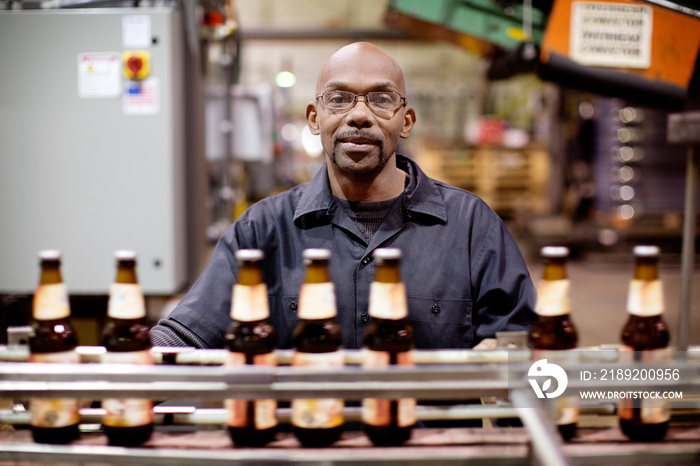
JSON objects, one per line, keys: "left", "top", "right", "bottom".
{"left": 315, "top": 90, "right": 407, "bottom": 117}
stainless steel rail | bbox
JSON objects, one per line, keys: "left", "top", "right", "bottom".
{"left": 1, "top": 345, "right": 698, "bottom": 365}
{"left": 0, "top": 345, "right": 534, "bottom": 365}
{"left": 667, "top": 110, "right": 700, "bottom": 356}
{"left": 511, "top": 389, "right": 572, "bottom": 466}
{"left": 0, "top": 362, "right": 513, "bottom": 400}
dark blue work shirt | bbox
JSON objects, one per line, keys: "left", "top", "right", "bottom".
{"left": 151, "top": 155, "right": 537, "bottom": 349}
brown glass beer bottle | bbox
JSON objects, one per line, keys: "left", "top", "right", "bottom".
{"left": 362, "top": 248, "right": 415, "bottom": 446}
{"left": 619, "top": 245, "right": 670, "bottom": 441}
{"left": 529, "top": 246, "right": 579, "bottom": 441}
{"left": 291, "top": 249, "right": 344, "bottom": 447}
{"left": 29, "top": 250, "right": 80, "bottom": 444}
{"left": 224, "top": 249, "right": 278, "bottom": 447}
{"left": 101, "top": 250, "right": 153, "bottom": 446}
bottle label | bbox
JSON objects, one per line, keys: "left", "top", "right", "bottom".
{"left": 298, "top": 283, "right": 337, "bottom": 319}
{"left": 225, "top": 351, "right": 277, "bottom": 429}
{"left": 102, "top": 398, "right": 153, "bottom": 428}
{"left": 618, "top": 346, "right": 671, "bottom": 424}
{"left": 102, "top": 349, "right": 154, "bottom": 427}
{"left": 535, "top": 279, "right": 571, "bottom": 316}
{"left": 531, "top": 349, "right": 579, "bottom": 425}
{"left": 29, "top": 350, "right": 80, "bottom": 428}
{"left": 627, "top": 280, "right": 664, "bottom": 316}
{"left": 230, "top": 283, "right": 270, "bottom": 322}
{"left": 33, "top": 284, "right": 70, "bottom": 320}
{"left": 362, "top": 349, "right": 416, "bottom": 427}
{"left": 368, "top": 282, "right": 408, "bottom": 320}
{"left": 107, "top": 284, "right": 146, "bottom": 319}
{"left": 291, "top": 350, "right": 344, "bottom": 429}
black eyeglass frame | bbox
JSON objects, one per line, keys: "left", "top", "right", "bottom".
{"left": 315, "top": 90, "right": 407, "bottom": 114}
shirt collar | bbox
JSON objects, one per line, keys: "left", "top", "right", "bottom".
{"left": 293, "top": 154, "right": 447, "bottom": 225}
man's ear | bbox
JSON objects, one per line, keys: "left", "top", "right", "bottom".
{"left": 306, "top": 101, "right": 320, "bottom": 135}
{"left": 400, "top": 105, "right": 416, "bottom": 139}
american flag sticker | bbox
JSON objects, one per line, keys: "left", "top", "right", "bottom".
{"left": 123, "top": 77, "right": 159, "bottom": 115}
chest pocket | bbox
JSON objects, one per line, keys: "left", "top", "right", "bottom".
{"left": 406, "top": 296, "right": 473, "bottom": 349}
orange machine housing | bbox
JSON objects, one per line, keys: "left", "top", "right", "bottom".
{"left": 541, "top": 0, "right": 700, "bottom": 90}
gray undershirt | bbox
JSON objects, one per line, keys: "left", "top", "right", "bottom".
{"left": 334, "top": 195, "right": 399, "bottom": 244}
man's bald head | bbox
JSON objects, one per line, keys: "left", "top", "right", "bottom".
{"left": 315, "top": 42, "right": 407, "bottom": 95}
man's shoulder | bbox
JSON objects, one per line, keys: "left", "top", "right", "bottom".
{"left": 243, "top": 184, "right": 307, "bottom": 218}
{"left": 405, "top": 155, "right": 478, "bottom": 201}
{"left": 429, "top": 176, "right": 492, "bottom": 209}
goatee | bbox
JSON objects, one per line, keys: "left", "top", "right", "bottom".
{"left": 330, "top": 131, "right": 386, "bottom": 168}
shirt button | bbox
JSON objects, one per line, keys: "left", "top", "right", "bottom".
{"left": 431, "top": 304, "right": 441, "bottom": 315}
{"left": 360, "top": 312, "right": 370, "bottom": 323}
{"left": 361, "top": 256, "right": 371, "bottom": 265}
{"left": 289, "top": 300, "right": 297, "bottom": 312}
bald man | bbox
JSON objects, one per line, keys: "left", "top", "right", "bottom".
{"left": 150, "top": 42, "right": 536, "bottom": 351}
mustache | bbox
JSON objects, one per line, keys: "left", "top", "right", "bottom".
{"left": 333, "top": 130, "right": 381, "bottom": 144}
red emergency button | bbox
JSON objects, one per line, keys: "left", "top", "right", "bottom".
{"left": 123, "top": 50, "right": 150, "bottom": 80}
{"left": 127, "top": 56, "right": 143, "bottom": 75}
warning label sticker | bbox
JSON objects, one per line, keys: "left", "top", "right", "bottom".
{"left": 77, "top": 52, "right": 122, "bottom": 98}
{"left": 570, "top": 1, "right": 653, "bottom": 69}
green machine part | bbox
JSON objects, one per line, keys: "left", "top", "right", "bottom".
{"left": 388, "top": 0, "right": 545, "bottom": 50}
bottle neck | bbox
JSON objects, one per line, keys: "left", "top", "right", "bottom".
{"left": 536, "top": 258, "right": 571, "bottom": 317}
{"left": 115, "top": 260, "right": 138, "bottom": 284}
{"left": 34, "top": 260, "right": 70, "bottom": 320}
{"left": 541, "top": 259, "right": 567, "bottom": 281}
{"left": 368, "top": 258, "right": 406, "bottom": 319}
{"left": 39, "top": 260, "right": 63, "bottom": 285}
{"left": 299, "top": 259, "right": 336, "bottom": 319}
{"left": 231, "top": 260, "right": 269, "bottom": 322}
{"left": 374, "top": 259, "right": 401, "bottom": 283}
{"left": 304, "top": 260, "right": 331, "bottom": 283}
{"left": 237, "top": 261, "right": 264, "bottom": 286}
{"left": 108, "top": 260, "right": 145, "bottom": 319}
{"left": 633, "top": 258, "right": 658, "bottom": 281}
{"left": 627, "top": 258, "right": 663, "bottom": 317}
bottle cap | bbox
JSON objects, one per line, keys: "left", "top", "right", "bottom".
{"left": 235, "top": 249, "right": 264, "bottom": 261}
{"left": 540, "top": 246, "right": 569, "bottom": 258}
{"left": 303, "top": 248, "right": 331, "bottom": 261}
{"left": 633, "top": 245, "right": 660, "bottom": 257}
{"left": 38, "top": 250, "right": 61, "bottom": 260}
{"left": 373, "top": 248, "right": 402, "bottom": 261}
{"left": 115, "top": 250, "right": 137, "bottom": 261}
